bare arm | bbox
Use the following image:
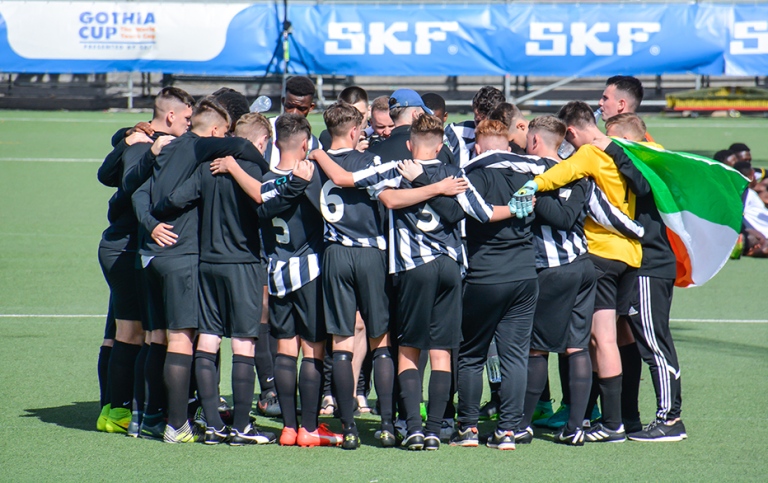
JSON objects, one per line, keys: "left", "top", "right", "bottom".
{"left": 378, "top": 176, "right": 467, "bottom": 210}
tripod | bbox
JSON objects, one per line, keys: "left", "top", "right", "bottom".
{"left": 255, "top": 0, "right": 309, "bottom": 113}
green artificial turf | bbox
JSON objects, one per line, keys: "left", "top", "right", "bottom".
{"left": 0, "top": 110, "right": 766, "bottom": 482}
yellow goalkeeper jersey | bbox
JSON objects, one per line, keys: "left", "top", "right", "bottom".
{"left": 533, "top": 144, "right": 642, "bottom": 268}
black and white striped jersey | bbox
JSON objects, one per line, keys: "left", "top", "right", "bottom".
{"left": 464, "top": 151, "right": 643, "bottom": 269}
{"left": 352, "top": 159, "right": 494, "bottom": 274}
{"left": 258, "top": 168, "right": 324, "bottom": 297}
{"left": 444, "top": 120, "right": 476, "bottom": 168}
{"left": 320, "top": 148, "right": 387, "bottom": 250}
{"left": 264, "top": 116, "right": 322, "bottom": 169}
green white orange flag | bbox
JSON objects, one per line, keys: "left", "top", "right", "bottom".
{"left": 612, "top": 138, "right": 749, "bottom": 288}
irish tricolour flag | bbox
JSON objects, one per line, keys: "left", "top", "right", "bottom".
{"left": 612, "top": 138, "right": 749, "bottom": 288}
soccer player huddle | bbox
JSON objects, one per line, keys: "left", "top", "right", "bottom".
{"left": 96, "top": 75, "right": 687, "bottom": 450}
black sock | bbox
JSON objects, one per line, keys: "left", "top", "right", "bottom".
{"left": 522, "top": 354, "right": 549, "bottom": 428}
{"left": 425, "top": 370, "right": 452, "bottom": 435}
{"left": 620, "top": 343, "right": 642, "bottom": 424}
{"left": 144, "top": 343, "right": 167, "bottom": 416}
{"left": 194, "top": 351, "right": 225, "bottom": 429}
{"left": 254, "top": 324, "right": 275, "bottom": 392}
{"left": 443, "top": 350, "right": 458, "bottom": 419}
{"left": 585, "top": 372, "right": 599, "bottom": 421}
{"left": 269, "top": 334, "right": 278, "bottom": 367}
{"left": 558, "top": 353, "right": 571, "bottom": 405}
{"left": 398, "top": 369, "right": 423, "bottom": 435}
{"left": 232, "top": 355, "right": 256, "bottom": 432}
{"left": 299, "top": 357, "right": 324, "bottom": 433}
{"left": 164, "top": 352, "right": 193, "bottom": 429}
{"left": 489, "top": 382, "right": 501, "bottom": 404}
{"left": 109, "top": 341, "right": 141, "bottom": 410}
{"left": 599, "top": 374, "right": 623, "bottom": 430}
{"left": 133, "top": 343, "right": 149, "bottom": 413}
{"left": 358, "top": 350, "right": 373, "bottom": 398}
{"left": 274, "top": 354, "right": 298, "bottom": 429}
{"left": 372, "top": 347, "right": 395, "bottom": 433}
{"left": 540, "top": 377, "right": 551, "bottom": 402}
{"left": 322, "top": 344, "right": 333, "bottom": 399}
{"left": 98, "top": 345, "right": 112, "bottom": 408}
{"left": 539, "top": 354, "right": 551, "bottom": 402}
{"left": 332, "top": 351, "right": 356, "bottom": 431}
{"left": 566, "top": 350, "right": 592, "bottom": 433}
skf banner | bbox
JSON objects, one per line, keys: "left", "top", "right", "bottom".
{"left": 0, "top": 2, "right": 765, "bottom": 76}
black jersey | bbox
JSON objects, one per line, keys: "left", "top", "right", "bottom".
{"left": 320, "top": 148, "right": 386, "bottom": 249}
{"left": 133, "top": 132, "right": 203, "bottom": 258}
{"left": 462, "top": 151, "right": 538, "bottom": 284}
{"left": 352, "top": 159, "right": 493, "bottom": 274}
{"left": 634, "top": 193, "right": 676, "bottom": 278}
{"left": 133, "top": 133, "right": 267, "bottom": 258}
{"left": 151, "top": 159, "right": 265, "bottom": 264}
{"left": 98, "top": 130, "right": 163, "bottom": 253}
{"left": 369, "top": 125, "right": 456, "bottom": 166}
{"left": 258, "top": 167, "right": 325, "bottom": 297}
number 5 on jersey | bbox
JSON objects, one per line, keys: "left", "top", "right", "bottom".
{"left": 321, "top": 180, "right": 345, "bottom": 223}
{"left": 416, "top": 204, "right": 441, "bottom": 232}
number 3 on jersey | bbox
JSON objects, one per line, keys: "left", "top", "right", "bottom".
{"left": 321, "top": 180, "right": 345, "bottom": 223}
{"left": 272, "top": 217, "right": 290, "bottom": 245}
{"left": 416, "top": 204, "right": 441, "bottom": 232}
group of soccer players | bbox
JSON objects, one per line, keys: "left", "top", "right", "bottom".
{"left": 96, "top": 74, "right": 688, "bottom": 450}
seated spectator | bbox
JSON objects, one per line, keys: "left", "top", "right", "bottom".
{"left": 713, "top": 149, "right": 738, "bottom": 167}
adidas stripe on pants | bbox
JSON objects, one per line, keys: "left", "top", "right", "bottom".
{"left": 628, "top": 276, "right": 682, "bottom": 421}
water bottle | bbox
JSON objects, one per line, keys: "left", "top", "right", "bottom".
{"left": 486, "top": 338, "right": 502, "bottom": 384}
{"left": 250, "top": 95, "right": 272, "bottom": 113}
{"left": 593, "top": 107, "right": 603, "bottom": 122}
{"left": 557, "top": 140, "right": 575, "bottom": 159}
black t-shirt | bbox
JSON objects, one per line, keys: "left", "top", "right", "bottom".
{"left": 635, "top": 193, "right": 677, "bottom": 278}
{"left": 99, "top": 130, "right": 164, "bottom": 253}
{"left": 464, "top": 165, "right": 537, "bottom": 284}
{"left": 152, "top": 159, "right": 265, "bottom": 264}
{"left": 133, "top": 133, "right": 267, "bottom": 257}
{"left": 369, "top": 125, "right": 456, "bottom": 166}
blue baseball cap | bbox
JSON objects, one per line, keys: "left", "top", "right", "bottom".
{"left": 388, "top": 89, "right": 434, "bottom": 115}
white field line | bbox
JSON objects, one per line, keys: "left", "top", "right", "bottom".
{"left": 0, "top": 117, "right": 138, "bottom": 123}
{"left": 671, "top": 318, "right": 768, "bottom": 323}
{"left": 0, "top": 314, "right": 107, "bottom": 318}
{"left": 0, "top": 314, "right": 766, "bottom": 323}
{"left": 0, "top": 157, "right": 101, "bottom": 162}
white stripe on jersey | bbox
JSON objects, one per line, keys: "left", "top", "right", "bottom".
{"left": 587, "top": 183, "right": 645, "bottom": 239}
{"left": 308, "top": 256, "right": 320, "bottom": 281}
{"left": 288, "top": 258, "right": 302, "bottom": 291}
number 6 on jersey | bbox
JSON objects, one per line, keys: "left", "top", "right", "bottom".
{"left": 321, "top": 180, "right": 345, "bottom": 223}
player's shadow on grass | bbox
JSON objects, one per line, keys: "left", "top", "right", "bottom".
{"left": 23, "top": 401, "right": 101, "bottom": 432}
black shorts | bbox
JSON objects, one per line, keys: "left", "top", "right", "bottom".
{"left": 103, "top": 304, "right": 116, "bottom": 340}
{"left": 322, "top": 244, "right": 390, "bottom": 339}
{"left": 199, "top": 262, "right": 265, "bottom": 339}
{"left": 144, "top": 254, "right": 199, "bottom": 331}
{"left": 269, "top": 277, "right": 326, "bottom": 343}
{"left": 589, "top": 254, "right": 637, "bottom": 315}
{"left": 98, "top": 246, "right": 142, "bottom": 322}
{"left": 395, "top": 255, "right": 462, "bottom": 350}
{"left": 531, "top": 257, "right": 597, "bottom": 353}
